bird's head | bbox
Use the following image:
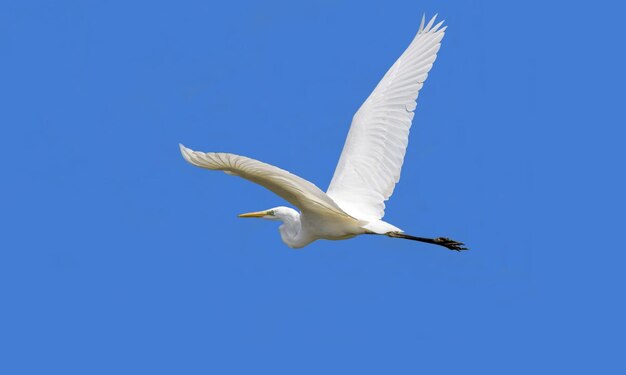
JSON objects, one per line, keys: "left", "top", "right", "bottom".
{"left": 239, "top": 206, "right": 303, "bottom": 247}
{"left": 237, "top": 206, "right": 298, "bottom": 221}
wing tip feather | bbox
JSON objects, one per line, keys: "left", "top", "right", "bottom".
{"left": 432, "top": 20, "right": 445, "bottom": 32}
{"left": 179, "top": 143, "right": 193, "bottom": 163}
{"left": 418, "top": 13, "right": 446, "bottom": 35}
{"left": 179, "top": 143, "right": 208, "bottom": 168}
{"left": 418, "top": 13, "right": 426, "bottom": 33}
{"left": 424, "top": 14, "right": 437, "bottom": 32}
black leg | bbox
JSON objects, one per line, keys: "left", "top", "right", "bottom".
{"left": 386, "top": 232, "right": 468, "bottom": 251}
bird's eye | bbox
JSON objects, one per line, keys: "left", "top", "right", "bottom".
{"left": 266, "top": 210, "right": 275, "bottom": 216}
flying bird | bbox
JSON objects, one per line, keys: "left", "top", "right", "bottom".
{"left": 180, "top": 14, "right": 467, "bottom": 251}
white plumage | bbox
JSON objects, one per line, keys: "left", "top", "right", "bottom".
{"left": 327, "top": 15, "right": 446, "bottom": 220}
{"left": 180, "top": 15, "right": 467, "bottom": 251}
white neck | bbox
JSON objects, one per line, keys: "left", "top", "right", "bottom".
{"left": 274, "top": 208, "right": 310, "bottom": 248}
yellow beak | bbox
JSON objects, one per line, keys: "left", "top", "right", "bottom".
{"left": 238, "top": 210, "right": 267, "bottom": 218}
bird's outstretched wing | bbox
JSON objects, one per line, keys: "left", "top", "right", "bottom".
{"left": 180, "top": 144, "right": 352, "bottom": 219}
{"left": 326, "top": 14, "right": 446, "bottom": 220}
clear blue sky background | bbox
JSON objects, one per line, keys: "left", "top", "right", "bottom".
{"left": 2, "top": 0, "right": 625, "bottom": 374}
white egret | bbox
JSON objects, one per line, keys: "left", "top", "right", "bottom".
{"left": 180, "top": 14, "right": 467, "bottom": 251}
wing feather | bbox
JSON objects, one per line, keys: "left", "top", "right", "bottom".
{"left": 180, "top": 144, "right": 351, "bottom": 218}
{"left": 326, "top": 15, "right": 446, "bottom": 220}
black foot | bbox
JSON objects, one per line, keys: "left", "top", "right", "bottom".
{"left": 433, "top": 237, "right": 468, "bottom": 251}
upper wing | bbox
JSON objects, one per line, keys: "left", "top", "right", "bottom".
{"left": 326, "top": 15, "right": 446, "bottom": 220}
{"left": 180, "top": 144, "right": 352, "bottom": 219}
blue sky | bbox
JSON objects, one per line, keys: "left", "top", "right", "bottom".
{"left": 1, "top": 0, "right": 624, "bottom": 373}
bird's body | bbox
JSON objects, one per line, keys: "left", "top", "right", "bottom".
{"left": 277, "top": 207, "right": 362, "bottom": 248}
{"left": 180, "top": 14, "right": 467, "bottom": 251}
